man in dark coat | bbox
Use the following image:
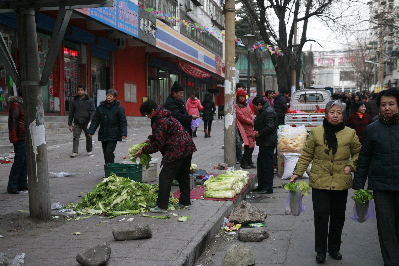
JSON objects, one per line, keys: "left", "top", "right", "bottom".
{"left": 274, "top": 87, "right": 289, "bottom": 125}
{"left": 134, "top": 100, "right": 197, "bottom": 213}
{"left": 88, "top": 89, "right": 127, "bottom": 164}
{"left": 163, "top": 81, "right": 199, "bottom": 137}
{"left": 68, "top": 85, "right": 96, "bottom": 158}
{"left": 366, "top": 93, "right": 379, "bottom": 119}
{"left": 252, "top": 96, "right": 278, "bottom": 194}
{"left": 7, "top": 92, "right": 28, "bottom": 194}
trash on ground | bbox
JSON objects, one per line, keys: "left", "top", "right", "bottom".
{"left": 51, "top": 202, "right": 63, "bottom": 210}
{"left": 48, "top": 172, "right": 76, "bottom": 178}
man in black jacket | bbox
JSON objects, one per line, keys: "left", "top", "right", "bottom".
{"left": 274, "top": 87, "right": 289, "bottom": 125}
{"left": 252, "top": 96, "right": 278, "bottom": 194}
{"left": 68, "top": 85, "right": 96, "bottom": 157}
{"left": 163, "top": 81, "right": 199, "bottom": 137}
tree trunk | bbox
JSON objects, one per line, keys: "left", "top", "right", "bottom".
{"left": 17, "top": 10, "right": 51, "bottom": 221}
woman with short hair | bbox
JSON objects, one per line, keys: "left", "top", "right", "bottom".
{"left": 291, "top": 100, "right": 361, "bottom": 263}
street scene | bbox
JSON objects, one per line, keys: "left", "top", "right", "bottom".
{"left": 0, "top": 0, "right": 399, "bottom": 266}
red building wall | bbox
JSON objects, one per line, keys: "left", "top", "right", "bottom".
{"left": 113, "top": 45, "right": 146, "bottom": 116}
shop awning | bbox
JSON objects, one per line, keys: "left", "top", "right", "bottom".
{"left": 176, "top": 58, "right": 211, "bottom": 79}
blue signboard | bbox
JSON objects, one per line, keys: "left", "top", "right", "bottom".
{"left": 88, "top": 0, "right": 138, "bottom": 38}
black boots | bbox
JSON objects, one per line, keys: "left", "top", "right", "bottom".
{"left": 240, "top": 159, "right": 251, "bottom": 169}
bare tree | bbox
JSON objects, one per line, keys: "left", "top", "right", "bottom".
{"left": 302, "top": 51, "right": 314, "bottom": 88}
{"left": 346, "top": 38, "right": 375, "bottom": 91}
{"left": 239, "top": 0, "right": 368, "bottom": 92}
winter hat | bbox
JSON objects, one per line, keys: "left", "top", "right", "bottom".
{"left": 236, "top": 90, "right": 246, "bottom": 97}
{"left": 171, "top": 81, "right": 184, "bottom": 93}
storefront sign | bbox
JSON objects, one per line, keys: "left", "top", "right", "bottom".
{"left": 139, "top": 7, "right": 156, "bottom": 46}
{"left": 156, "top": 20, "right": 218, "bottom": 76}
{"left": 77, "top": 0, "right": 139, "bottom": 38}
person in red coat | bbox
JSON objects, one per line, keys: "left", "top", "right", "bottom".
{"left": 236, "top": 89, "right": 256, "bottom": 169}
{"left": 185, "top": 93, "right": 203, "bottom": 137}
{"left": 134, "top": 100, "right": 197, "bottom": 213}
{"left": 7, "top": 92, "right": 28, "bottom": 194}
{"left": 345, "top": 101, "right": 372, "bottom": 143}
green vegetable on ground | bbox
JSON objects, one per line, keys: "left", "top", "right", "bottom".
{"left": 178, "top": 216, "right": 191, "bottom": 222}
{"left": 128, "top": 142, "right": 152, "bottom": 169}
{"left": 75, "top": 173, "right": 177, "bottom": 217}
{"left": 352, "top": 189, "right": 374, "bottom": 204}
{"left": 142, "top": 214, "right": 170, "bottom": 219}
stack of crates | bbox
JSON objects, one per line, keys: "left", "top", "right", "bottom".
{"left": 104, "top": 163, "right": 142, "bottom": 182}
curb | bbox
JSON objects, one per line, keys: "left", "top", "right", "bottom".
{"left": 171, "top": 175, "right": 257, "bottom": 266}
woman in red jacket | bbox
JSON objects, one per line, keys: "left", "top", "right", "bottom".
{"left": 186, "top": 93, "right": 203, "bottom": 137}
{"left": 236, "top": 90, "right": 256, "bottom": 169}
{"left": 345, "top": 101, "right": 372, "bottom": 144}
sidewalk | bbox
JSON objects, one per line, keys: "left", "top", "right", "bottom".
{"left": 0, "top": 119, "right": 256, "bottom": 266}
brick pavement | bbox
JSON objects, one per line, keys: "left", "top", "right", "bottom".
{"left": 0, "top": 118, "right": 256, "bottom": 265}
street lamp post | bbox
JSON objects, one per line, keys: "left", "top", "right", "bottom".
{"left": 241, "top": 34, "right": 257, "bottom": 99}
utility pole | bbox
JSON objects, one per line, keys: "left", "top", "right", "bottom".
{"left": 17, "top": 9, "right": 51, "bottom": 221}
{"left": 291, "top": 21, "right": 297, "bottom": 94}
{"left": 378, "top": 17, "right": 385, "bottom": 90}
{"left": 224, "top": 0, "right": 236, "bottom": 166}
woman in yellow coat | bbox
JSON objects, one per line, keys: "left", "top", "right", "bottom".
{"left": 290, "top": 100, "right": 362, "bottom": 263}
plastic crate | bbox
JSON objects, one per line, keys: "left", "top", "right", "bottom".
{"left": 104, "top": 163, "right": 142, "bottom": 182}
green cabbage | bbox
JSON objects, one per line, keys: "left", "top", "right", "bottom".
{"left": 204, "top": 190, "right": 236, "bottom": 198}
{"left": 75, "top": 173, "right": 177, "bottom": 217}
{"left": 352, "top": 189, "right": 374, "bottom": 204}
{"left": 284, "top": 181, "right": 310, "bottom": 196}
{"left": 128, "top": 142, "right": 152, "bottom": 169}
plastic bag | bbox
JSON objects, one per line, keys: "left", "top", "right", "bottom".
{"left": 278, "top": 125, "right": 307, "bottom": 152}
{"left": 281, "top": 153, "right": 308, "bottom": 180}
{"left": 285, "top": 188, "right": 305, "bottom": 216}
{"left": 190, "top": 118, "right": 201, "bottom": 130}
{"left": 48, "top": 172, "right": 76, "bottom": 178}
{"left": 351, "top": 200, "right": 375, "bottom": 223}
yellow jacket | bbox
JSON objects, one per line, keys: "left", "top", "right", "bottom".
{"left": 293, "top": 125, "right": 361, "bottom": 190}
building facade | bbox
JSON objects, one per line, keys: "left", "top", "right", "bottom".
{"left": 0, "top": 0, "right": 225, "bottom": 116}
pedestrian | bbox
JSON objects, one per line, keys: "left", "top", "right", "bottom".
{"left": 68, "top": 85, "right": 96, "bottom": 158}
{"left": 344, "top": 101, "right": 372, "bottom": 144}
{"left": 134, "top": 100, "right": 196, "bottom": 213}
{"left": 350, "top": 94, "right": 361, "bottom": 115}
{"left": 236, "top": 89, "right": 256, "bottom": 169}
{"left": 252, "top": 96, "right": 278, "bottom": 194}
{"left": 185, "top": 93, "right": 203, "bottom": 137}
{"left": 290, "top": 100, "right": 361, "bottom": 263}
{"left": 201, "top": 92, "right": 216, "bottom": 138}
{"left": 218, "top": 104, "right": 224, "bottom": 119}
{"left": 264, "top": 90, "right": 274, "bottom": 107}
{"left": 164, "top": 81, "right": 199, "bottom": 137}
{"left": 7, "top": 90, "right": 28, "bottom": 194}
{"left": 366, "top": 92, "right": 379, "bottom": 119}
{"left": 88, "top": 89, "right": 127, "bottom": 164}
{"left": 353, "top": 88, "right": 399, "bottom": 266}
{"left": 274, "top": 87, "right": 289, "bottom": 125}
{"left": 235, "top": 83, "right": 246, "bottom": 163}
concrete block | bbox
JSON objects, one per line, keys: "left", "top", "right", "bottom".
{"left": 76, "top": 242, "right": 111, "bottom": 266}
{"left": 112, "top": 224, "right": 152, "bottom": 241}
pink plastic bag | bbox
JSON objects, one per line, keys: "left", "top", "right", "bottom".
{"left": 351, "top": 200, "right": 375, "bottom": 223}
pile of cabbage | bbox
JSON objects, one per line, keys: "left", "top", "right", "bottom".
{"left": 203, "top": 170, "right": 249, "bottom": 198}
{"left": 75, "top": 173, "right": 177, "bottom": 217}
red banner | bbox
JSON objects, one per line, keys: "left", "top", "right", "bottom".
{"left": 176, "top": 59, "right": 211, "bottom": 79}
